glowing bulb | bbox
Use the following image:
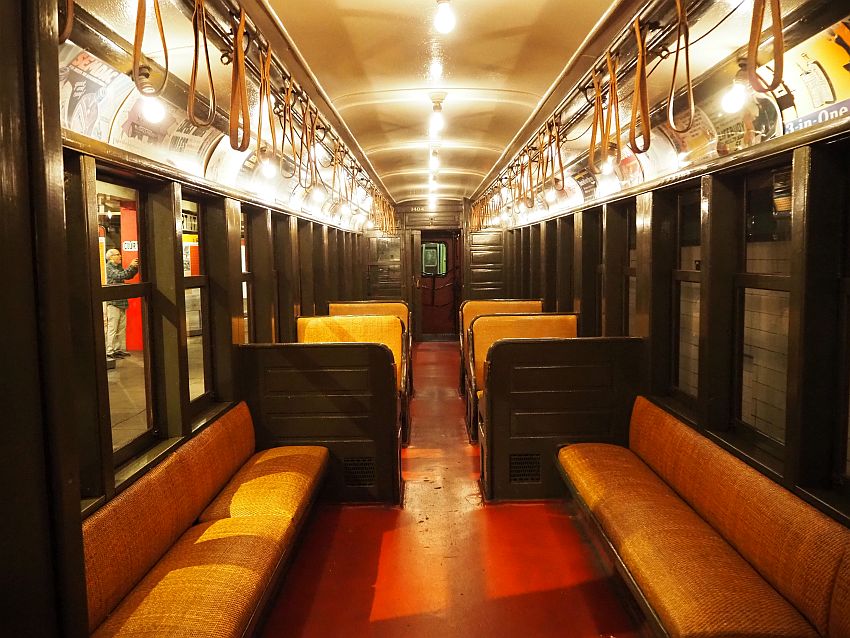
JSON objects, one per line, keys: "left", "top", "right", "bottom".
{"left": 261, "top": 159, "right": 277, "bottom": 179}
{"left": 722, "top": 82, "right": 747, "bottom": 114}
{"left": 601, "top": 158, "right": 614, "bottom": 175}
{"left": 429, "top": 111, "right": 444, "bottom": 136}
{"left": 429, "top": 153, "right": 440, "bottom": 170}
{"left": 340, "top": 202, "right": 351, "bottom": 217}
{"left": 429, "top": 196, "right": 438, "bottom": 209}
{"left": 434, "top": 1, "right": 456, "bottom": 34}
{"left": 545, "top": 188, "right": 557, "bottom": 203}
{"left": 500, "top": 211, "right": 511, "bottom": 223}
{"left": 366, "top": 219, "right": 375, "bottom": 230}
{"left": 429, "top": 59, "right": 443, "bottom": 81}
{"left": 141, "top": 97, "right": 165, "bottom": 124}
{"left": 310, "top": 188, "right": 327, "bottom": 204}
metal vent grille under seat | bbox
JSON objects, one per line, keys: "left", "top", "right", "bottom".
{"left": 344, "top": 457, "right": 376, "bottom": 487}
{"left": 509, "top": 454, "right": 541, "bottom": 483}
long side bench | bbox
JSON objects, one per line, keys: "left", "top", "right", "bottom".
{"left": 467, "top": 312, "right": 578, "bottom": 442}
{"left": 83, "top": 402, "right": 328, "bottom": 637}
{"left": 481, "top": 337, "right": 644, "bottom": 500}
{"left": 559, "top": 397, "right": 850, "bottom": 638}
{"left": 240, "top": 342, "right": 402, "bottom": 504}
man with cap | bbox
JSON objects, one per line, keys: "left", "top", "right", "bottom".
{"left": 105, "top": 248, "right": 139, "bottom": 361}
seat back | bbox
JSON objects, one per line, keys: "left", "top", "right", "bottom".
{"left": 629, "top": 396, "right": 850, "bottom": 636}
{"left": 82, "top": 402, "right": 255, "bottom": 632}
{"left": 460, "top": 300, "right": 543, "bottom": 368}
{"left": 469, "top": 313, "right": 578, "bottom": 390}
{"left": 298, "top": 315, "right": 404, "bottom": 390}
{"left": 329, "top": 301, "right": 410, "bottom": 334}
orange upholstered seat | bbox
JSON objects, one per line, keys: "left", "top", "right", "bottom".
{"left": 298, "top": 315, "right": 405, "bottom": 391}
{"left": 459, "top": 299, "right": 543, "bottom": 376}
{"left": 558, "top": 397, "right": 850, "bottom": 638}
{"left": 329, "top": 301, "right": 410, "bottom": 334}
{"left": 83, "top": 402, "right": 327, "bottom": 636}
{"left": 92, "top": 516, "right": 295, "bottom": 638}
{"left": 200, "top": 446, "right": 328, "bottom": 524}
{"left": 559, "top": 445, "right": 818, "bottom": 638}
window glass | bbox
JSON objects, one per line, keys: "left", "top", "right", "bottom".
{"left": 181, "top": 200, "right": 202, "bottom": 276}
{"left": 240, "top": 213, "right": 249, "bottom": 273}
{"left": 185, "top": 288, "right": 207, "bottom": 400}
{"left": 741, "top": 288, "right": 789, "bottom": 443}
{"left": 679, "top": 192, "right": 701, "bottom": 270}
{"left": 242, "top": 281, "right": 250, "bottom": 344}
{"left": 628, "top": 205, "right": 637, "bottom": 335}
{"left": 675, "top": 282, "right": 700, "bottom": 397}
{"left": 97, "top": 181, "right": 142, "bottom": 287}
{"left": 746, "top": 169, "right": 792, "bottom": 275}
{"left": 105, "top": 296, "right": 152, "bottom": 450}
{"left": 370, "top": 236, "right": 401, "bottom": 262}
{"left": 241, "top": 212, "right": 250, "bottom": 343}
{"left": 422, "top": 242, "right": 447, "bottom": 276}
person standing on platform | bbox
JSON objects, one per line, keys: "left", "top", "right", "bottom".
{"left": 104, "top": 248, "right": 139, "bottom": 361}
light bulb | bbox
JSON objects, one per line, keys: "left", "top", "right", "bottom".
{"left": 545, "top": 187, "right": 557, "bottom": 203}
{"left": 601, "top": 158, "right": 614, "bottom": 175}
{"left": 366, "top": 219, "right": 375, "bottom": 230}
{"left": 722, "top": 82, "right": 748, "bottom": 114}
{"left": 500, "top": 211, "right": 511, "bottom": 223}
{"left": 429, "top": 196, "right": 438, "bottom": 209}
{"left": 340, "top": 202, "right": 351, "bottom": 217}
{"left": 429, "top": 153, "right": 440, "bottom": 170}
{"left": 434, "top": 1, "right": 456, "bottom": 34}
{"left": 429, "top": 111, "right": 444, "bottom": 136}
{"left": 141, "top": 97, "right": 165, "bottom": 124}
{"left": 261, "top": 159, "right": 277, "bottom": 179}
{"left": 310, "top": 187, "right": 327, "bottom": 204}
{"left": 429, "top": 59, "right": 443, "bottom": 81}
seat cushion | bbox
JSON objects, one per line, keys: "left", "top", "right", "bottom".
{"left": 559, "top": 444, "right": 818, "bottom": 638}
{"left": 200, "top": 446, "right": 328, "bottom": 524}
{"left": 628, "top": 397, "right": 850, "bottom": 634}
{"left": 92, "top": 516, "right": 294, "bottom": 637}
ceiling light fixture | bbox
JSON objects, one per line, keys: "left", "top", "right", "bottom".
{"left": 429, "top": 59, "right": 443, "bottom": 81}
{"left": 140, "top": 96, "right": 166, "bottom": 124}
{"left": 429, "top": 150, "right": 440, "bottom": 170}
{"left": 722, "top": 60, "right": 751, "bottom": 114}
{"left": 434, "top": 0, "right": 456, "bottom": 34}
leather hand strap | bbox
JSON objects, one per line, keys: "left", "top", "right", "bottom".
{"left": 278, "top": 81, "right": 298, "bottom": 178}
{"left": 588, "top": 67, "right": 604, "bottom": 173}
{"left": 59, "top": 0, "right": 74, "bottom": 44}
{"left": 256, "top": 45, "right": 278, "bottom": 159}
{"left": 666, "top": 0, "right": 694, "bottom": 132}
{"left": 133, "top": 0, "right": 169, "bottom": 97}
{"left": 604, "top": 51, "right": 622, "bottom": 164}
{"left": 748, "top": 0, "right": 784, "bottom": 92}
{"left": 229, "top": 8, "right": 250, "bottom": 151}
{"left": 188, "top": 0, "right": 216, "bottom": 127}
{"left": 629, "top": 18, "right": 651, "bottom": 154}
{"left": 552, "top": 117, "right": 565, "bottom": 191}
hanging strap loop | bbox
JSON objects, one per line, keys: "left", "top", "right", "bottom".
{"left": 748, "top": 0, "right": 784, "bottom": 93}
{"left": 256, "top": 45, "right": 278, "bottom": 159}
{"left": 133, "top": 0, "right": 170, "bottom": 97}
{"left": 629, "top": 18, "right": 651, "bottom": 154}
{"left": 228, "top": 8, "right": 251, "bottom": 151}
{"left": 588, "top": 68, "right": 604, "bottom": 173}
{"left": 59, "top": 0, "right": 75, "bottom": 44}
{"left": 604, "top": 52, "right": 622, "bottom": 164}
{"left": 188, "top": 0, "right": 216, "bottom": 127}
{"left": 666, "top": 0, "right": 694, "bottom": 132}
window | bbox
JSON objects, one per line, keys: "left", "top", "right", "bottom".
{"left": 181, "top": 199, "right": 213, "bottom": 404}
{"left": 734, "top": 167, "right": 792, "bottom": 458}
{"left": 627, "top": 205, "right": 637, "bottom": 335}
{"left": 96, "top": 180, "right": 153, "bottom": 461}
{"left": 241, "top": 212, "right": 252, "bottom": 343}
{"left": 422, "top": 241, "right": 447, "bottom": 276}
{"left": 672, "top": 189, "right": 702, "bottom": 400}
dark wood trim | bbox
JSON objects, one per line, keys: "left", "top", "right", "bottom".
{"left": 530, "top": 223, "right": 542, "bottom": 298}
{"left": 574, "top": 209, "right": 602, "bottom": 336}
{"left": 733, "top": 273, "right": 792, "bottom": 292}
{"left": 542, "top": 220, "right": 557, "bottom": 311}
{"left": 247, "top": 207, "right": 277, "bottom": 342}
{"left": 148, "top": 182, "right": 189, "bottom": 438}
{"left": 786, "top": 145, "right": 845, "bottom": 488}
{"left": 298, "top": 220, "right": 316, "bottom": 314}
{"left": 206, "top": 197, "right": 243, "bottom": 401}
{"left": 699, "top": 174, "right": 743, "bottom": 432}
{"left": 672, "top": 270, "right": 702, "bottom": 283}
{"left": 98, "top": 282, "right": 152, "bottom": 302}
{"left": 273, "top": 214, "right": 298, "bottom": 342}
{"left": 314, "top": 224, "right": 330, "bottom": 315}
{"left": 556, "top": 217, "right": 574, "bottom": 312}
{"left": 602, "top": 201, "right": 629, "bottom": 336}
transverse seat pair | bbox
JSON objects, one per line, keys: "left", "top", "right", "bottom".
{"left": 458, "top": 299, "right": 578, "bottom": 441}
{"left": 298, "top": 300, "right": 412, "bottom": 443}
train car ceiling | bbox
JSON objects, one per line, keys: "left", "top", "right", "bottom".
{"left": 58, "top": 0, "right": 850, "bottom": 231}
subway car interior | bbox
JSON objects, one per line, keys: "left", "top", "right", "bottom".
{"left": 7, "top": 0, "right": 850, "bottom": 635}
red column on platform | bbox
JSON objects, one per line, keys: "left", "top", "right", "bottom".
{"left": 120, "top": 205, "right": 143, "bottom": 351}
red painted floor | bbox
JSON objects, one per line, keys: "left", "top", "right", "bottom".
{"left": 262, "top": 342, "right": 642, "bottom": 637}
